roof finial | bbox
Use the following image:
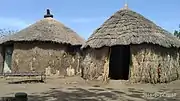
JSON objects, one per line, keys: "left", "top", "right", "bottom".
{"left": 124, "top": 0, "right": 128, "bottom": 9}
{"left": 44, "top": 9, "right": 53, "bottom": 18}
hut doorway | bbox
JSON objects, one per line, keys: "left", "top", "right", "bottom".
{"left": 3, "top": 45, "right": 13, "bottom": 73}
{"left": 109, "top": 45, "right": 130, "bottom": 80}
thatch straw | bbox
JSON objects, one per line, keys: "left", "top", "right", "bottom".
{"left": 82, "top": 9, "right": 180, "bottom": 49}
{"left": 1, "top": 17, "right": 85, "bottom": 46}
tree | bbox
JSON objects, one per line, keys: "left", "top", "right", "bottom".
{"left": 174, "top": 25, "right": 180, "bottom": 39}
{"left": 174, "top": 30, "right": 180, "bottom": 38}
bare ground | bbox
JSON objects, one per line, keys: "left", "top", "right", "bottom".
{"left": 0, "top": 76, "right": 180, "bottom": 101}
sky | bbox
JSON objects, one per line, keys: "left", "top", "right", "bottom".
{"left": 0, "top": 0, "right": 180, "bottom": 39}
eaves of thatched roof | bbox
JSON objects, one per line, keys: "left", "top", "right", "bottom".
{"left": 82, "top": 6, "right": 180, "bottom": 49}
{"left": 1, "top": 9, "right": 85, "bottom": 46}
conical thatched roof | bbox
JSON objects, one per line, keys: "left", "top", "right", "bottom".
{"left": 1, "top": 9, "right": 85, "bottom": 46}
{"left": 82, "top": 6, "right": 180, "bottom": 49}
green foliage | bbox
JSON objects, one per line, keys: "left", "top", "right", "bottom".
{"left": 174, "top": 30, "right": 180, "bottom": 38}
{"left": 174, "top": 25, "right": 180, "bottom": 38}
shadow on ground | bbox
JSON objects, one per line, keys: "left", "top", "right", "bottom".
{"left": 29, "top": 88, "right": 119, "bottom": 101}
{"left": 1, "top": 86, "right": 179, "bottom": 101}
{"left": 26, "top": 87, "right": 179, "bottom": 101}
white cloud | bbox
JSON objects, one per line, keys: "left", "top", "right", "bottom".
{"left": 0, "top": 17, "right": 29, "bottom": 30}
{"left": 70, "top": 17, "right": 107, "bottom": 23}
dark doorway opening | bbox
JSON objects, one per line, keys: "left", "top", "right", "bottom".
{"left": 3, "top": 45, "right": 14, "bottom": 73}
{"left": 109, "top": 45, "right": 130, "bottom": 80}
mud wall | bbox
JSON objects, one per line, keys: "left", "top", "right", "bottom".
{"left": 130, "top": 44, "right": 180, "bottom": 83}
{"left": 81, "top": 47, "right": 109, "bottom": 80}
{"left": 12, "top": 42, "right": 82, "bottom": 76}
{"left": 0, "top": 46, "right": 3, "bottom": 73}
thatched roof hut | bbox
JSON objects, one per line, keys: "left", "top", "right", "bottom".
{"left": 1, "top": 10, "right": 85, "bottom": 45}
{"left": 81, "top": 5, "right": 180, "bottom": 84}
{"left": 82, "top": 7, "right": 180, "bottom": 49}
{"left": 0, "top": 9, "right": 85, "bottom": 77}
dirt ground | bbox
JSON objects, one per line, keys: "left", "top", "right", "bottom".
{"left": 0, "top": 76, "right": 180, "bottom": 101}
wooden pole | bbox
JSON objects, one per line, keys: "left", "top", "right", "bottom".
{"left": 103, "top": 48, "right": 111, "bottom": 83}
